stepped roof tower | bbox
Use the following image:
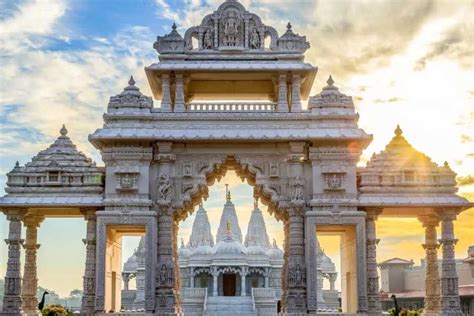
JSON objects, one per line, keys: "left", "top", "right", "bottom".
{"left": 216, "top": 185, "right": 243, "bottom": 243}
{"left": 244, "top": 198, "right": 271, "bottom": 249}
{"left": 188, "top": 203, "right": 215, "bottom": 248}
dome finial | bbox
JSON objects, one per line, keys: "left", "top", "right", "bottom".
{"left": 128, "top": 75, "right": 135, "bottom": 86}
{"left": 327, "top": 75, "right": 334, "bottom": 86}
{"left": 172, "top": 22, "right": 177, "bottom": 31}
{"left": 225, "top": 184, "right": 231, "bottom": 202}
{"left": 287, "top": 22, "right": 292, "bottom": 30}
{"left": 15, "top": 161, "right": 19, "bottom": 168}
{"left": 181, "top": 238, "right": 185, "bottom": 248}
{"left": 273, "top": 238, "right": 277, "bottom": 248}
{"left": 254, "top": 197, "right": 258, "bottom": 209}
{"left": 60, "top": 124, "right": 68, "bottom": 136}
{"left": 395, "top": 125, "right": 403, "bottom": 137}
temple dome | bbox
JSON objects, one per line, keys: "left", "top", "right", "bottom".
{"left": 192, "top": 245, "right": 214, "bottom": 256}
{"left": 214, "top": 237, "right": 248, "bottom": 256}
{"left": 267, "top": 239, "right": 284, "bottom": 260}
{"left": 179, "top": 239, "right": 191, "bottom": 258}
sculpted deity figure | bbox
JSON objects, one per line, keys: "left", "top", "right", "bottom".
{"left": 203, "top": 29, "right": 213, "bottom": 49}
{"left": 250, "top": 28, "right": 260, "bottom": 49}
{"left": 157, "top": 173, "right": 171, "bottom": 205}
{"left": 223, "top": 11, "right": 241, "bottom": 46}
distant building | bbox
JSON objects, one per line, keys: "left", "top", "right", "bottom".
{"left": 379, "top": 246, "right": 474, "bottom": 315}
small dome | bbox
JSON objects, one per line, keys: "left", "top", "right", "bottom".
{"left": 247, "top": 245, "right": 269, "bottom": 256}
{"left": 179, "top": 239, "right": 191, "bottom": 258}
{"left": 123, "top": 253, "right": 138, "bottom": 272}
{"left": 192, "top": 245, "right": 214, "bottom": 256}
{"left": 267, "top": 239, "right": 284, "bottom": 260}
{"left": 214, "top": 237, "right": 247, "bottom": 256}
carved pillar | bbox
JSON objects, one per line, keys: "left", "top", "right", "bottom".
{"left": 1, "top": 210, "right": 25, "bottom": 316}
{"left": 155, "top": 142, "right": 181, "bottom": 315}
{"left": 213, "top": 18, "right": 219, "bottom": 48}
{"left": 212, "top": 267, "right": 218, "bottom": 297}
{"left": 366, "top": 209, "right": 382, "bottom": 315}
{"left": 244, "top": 18, "right": 249, "bottom": 48}
{"left": 161, "top": 74, "right": 172, "bottom": 112}
{"left": 123, "top": 274, "right": 130, "bottom": 291}
{"left": 438, "top": 211, "right": 463, "bottom": 315}
{"left": 189, "top": 269, "right": 194, "bottom": 288}
{"left": 329, "top": 274, "right": 336, "bottom": 291}
{"left": 264, "top": 268, "right": 269, "bottom": 288}
{"left": 241, "top": 267, "right": 247, "bottom": 296}
{"left": 290, "top": 73, "right": 302, "bottom": 112}
{"left": 418, "top": 214, "right": 442, "bottom": 315}
{"left": 174, "top": 73, "right": 185, "bottom": 112}
{"left": 21, "top": 215, "right": 43, "bottom": 315}
{"left": 278, "top": 73, "right": 289, "bottom": 112}
{"left": 284, "top": 208, "right": 307, "bottom": 314}
{"left": 81, "top": 210, "right": 97, "bottom": 316}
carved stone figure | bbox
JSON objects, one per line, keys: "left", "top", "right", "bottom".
{"left": 203, "top": 29, "right": 213, "bottom": 49}
{"left": 157, "top": 174, "right": 172, "bottom": 205}
{"left": 223, "top": 11, "right": 241, "bottom": 47}
{"left": 250, "top": 28, "right": 260, "bottom": 49}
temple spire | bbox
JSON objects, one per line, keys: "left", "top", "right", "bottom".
{"left": 216, "top": 185, "right": 243, "bottom": 243}
{"left": 188, "top": 203, "right": 214, "bottom": 248}
{"left": 225, "top": 184, "right": 231, "bottom": 201}
{"left": 395, "top": 124, "right": 403, "bottom": 137}
{"left": 244, "top": 197, "right": 271, "bottom": 248}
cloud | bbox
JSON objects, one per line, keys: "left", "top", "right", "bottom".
{"left": 458, "top": 175, "right": 474, "bottom": 186}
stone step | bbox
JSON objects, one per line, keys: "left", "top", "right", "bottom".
{"left": 205, "top": 296, "right": 256, "bottom": 314}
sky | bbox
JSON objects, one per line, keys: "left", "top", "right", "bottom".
{"left": 0, "top": 0, "right": 473, "bottom": 297}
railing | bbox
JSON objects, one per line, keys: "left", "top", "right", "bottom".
{"left": 186, "top": 102, "right": 277, "bottom": 112}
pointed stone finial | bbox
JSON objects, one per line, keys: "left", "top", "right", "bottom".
{"left": 444, "top": 161, "right": 450, "bottom": 168}
{"left": 273, "top": 238, "right": 277, "bottom": 248}
{"left": 287, "top": 22, "right": 292, "bottom": 30}
{"left": 15, "top": 161, "right": 19, "bottom": 168}
{"left": 128, "top": 75, "right": 135, "bottom": 86}
{"left": 60, "top": 124, "right": 68, "bottom": 136}
{"left": 172, "top": 22, "right": 177, "bottom": 31}
{"left": 181, "top": 238, "right": 185, "bottom": 248}
{"left": 327, "top": 75, "right": 334, "bottom": 86}
{"left": 395, "top": 125, "right": 403, "bottom": 137}
{"left": 225, "top": 184, "right": 231, "bottom": 202}
{"left": 199, "top": 202, "right": 204, "bottom": 208}
{"left": 254, "top": 197, "right": 258, "bottom": 209}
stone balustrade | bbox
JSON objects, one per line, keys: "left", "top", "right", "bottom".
{"left": 186, "top": 102, "right": 277, "bottom": 112}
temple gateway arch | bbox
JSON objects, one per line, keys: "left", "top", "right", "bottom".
{"left": 1, "top": 0, "right": 471, "bottom": 315}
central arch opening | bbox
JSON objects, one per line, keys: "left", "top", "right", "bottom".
{"left": 176, "top": 170, "right": 284, "bottom": 313}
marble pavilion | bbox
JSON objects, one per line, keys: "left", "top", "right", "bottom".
{"left": 0, "top": 0, "right": 472, "bottom": 315}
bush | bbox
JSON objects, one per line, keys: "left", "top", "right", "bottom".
{"left": 42, "top": 305, "right": 67, "bottom": 316}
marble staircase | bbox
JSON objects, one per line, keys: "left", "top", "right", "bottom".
{"left": 204, "top": 296, "right": 257, "bottom": 316}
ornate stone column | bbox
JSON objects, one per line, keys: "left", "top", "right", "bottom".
{"left": 189, "top": 269, "right": 194, "bottom": 288}
{"left": 418, "top": 214, "right": 441, "bottom": 315}
{"left": 1, "top": 210, "right": 25, "bottom": 316}
{"left": 366, "top": 208, "right": 382, "bottom": 315}
{"left": 438, "top": 210, "right": 463, "bottom": 315}
{"left": 174, "top": 73, "right": 185, "bottom": 112}
{"left": 241, "top": 267, "right": 247, "bottom": 296}
{"left": 329, "top": 274, "right": 337, "bottom": 291}
{"left": 264, "top": 268, "right": 270, "bottom": 288}
{"left": 212, "top": 268, "right": 218, "bottom": 297}
{"left": 290, "top": 73, "right": 302, "bottom": 112}
{"left": 155, "top": 142, "right": 181, "bottom": 315}
{"left": 81, "top": 210, "right": 97, "bottom": 316}
{"left": 122, "top": 273, "right": 130, "bottom": 291}
{"left": 161, "top": 74, "right": 172, "bottom": 112}
{"left": 22, "top": 214, "right": 44, "bottom": 315}
{"left": 277, "top": 73, "right": 289, "bottom": 112}
{"left": 284, "top": 207, "right": 307, "bottom": 315}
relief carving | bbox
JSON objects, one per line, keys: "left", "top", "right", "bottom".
{"left": 157, "top": 174, "right": 172, "bottom": 206}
